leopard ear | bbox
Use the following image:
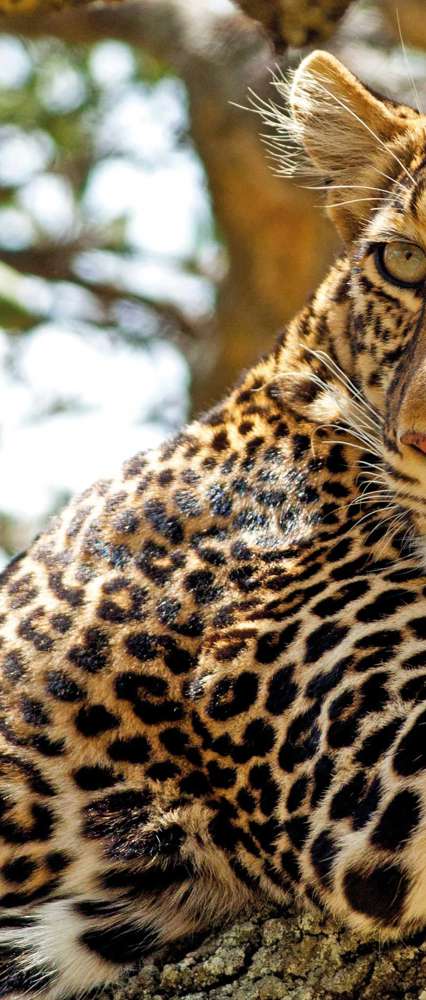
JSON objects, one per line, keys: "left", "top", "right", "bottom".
{"left": 289, "top": 51, "right": 401, "bottom": 172}
{"left": 288, "top": 51, "right": 409, "bottom": 240}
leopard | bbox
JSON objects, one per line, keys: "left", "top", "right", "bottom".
{"left": 3, "top": 49, "right": 426, "bottom": 999}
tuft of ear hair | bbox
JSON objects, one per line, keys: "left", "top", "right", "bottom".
{"left": 289, "top": 51, "right": 405, "bottom": 175}
{"left": 254, "top": 51, "right": 418, "bottom": 241}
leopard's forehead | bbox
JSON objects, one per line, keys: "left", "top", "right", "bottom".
{"left": 366, "top": 154, "right": 426, "bottom": 244}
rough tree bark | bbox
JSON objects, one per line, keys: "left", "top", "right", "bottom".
{"left": 1, "top": 1, "right": 426, "bottom": 998}
{"left": 100, "top": 902, "right": 426, "bottom": 1000}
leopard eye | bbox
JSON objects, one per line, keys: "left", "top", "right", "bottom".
{"left": 377, "top": 241, "right": 426, "bottom": 287}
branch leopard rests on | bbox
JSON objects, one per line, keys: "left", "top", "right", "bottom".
{"left": 3, "top": 51, "right": 426, "bottom": 997}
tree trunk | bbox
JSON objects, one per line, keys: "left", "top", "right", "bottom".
{"left": 381, "top": 0, "right": 426, "bottom": 52}
{"left": 0, "top": 0, "right": 339, "bottom": 414}
{"left": 100, "top": 902, "right": 426, "bottom": 1000}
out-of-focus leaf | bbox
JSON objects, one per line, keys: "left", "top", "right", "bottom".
{"left": 0, "top": 260, "right": 43, "bottom": 328}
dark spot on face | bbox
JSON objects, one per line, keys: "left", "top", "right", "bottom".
{"left": 157, "top": 468, "right": 174, "bottom": 486}
{"left": 328, "top": 688, "right": 353, "bottom": 721}
{"left": 244, "top": 718, "right": 275, "bottom": 756}
{"left": 354, "top": 776, "right": 382, "bottom": 831}
{"left": 102, "top": 855, "right": 191, "bottom": 897}
{"left": 402, "top": 651, "right": 426, "bottom": 670}
{"left": 157, "top": 598, "right": 181, "bottom": 626}
{"left": 327, "top": 715, "right": 358, "bottom": 750}
{"left": 97, "top": 599, "right": 128, "bottom": 624}
{"left": 144, "top": 499, "right": 183, "bottom": 545}
{"left": 293, "top": 434, "right": 310, "bottom": 460}
{"left": 159, "top": 728, "right": 188, "bottom": 756}
{"left": 50, "top": 614, "right": 72, "bottom": 634}
{"left": 162, "top": 639, "right": 195, "bottom": 675}
{"left": 326, "top": 444, "right": 348, "bottom": 474}
{"left": 48, "top": 571, "right": 84, "bottom": 608}
{"left": 18, "top": 611, "right": 53, "bottom": 653}
{"left": 330, "top": 771, "right": 365, "bottom": 821}
{"left": 115, "top": 671, "right": 167, "bottom": 700}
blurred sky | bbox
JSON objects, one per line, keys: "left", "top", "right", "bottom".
{"left": 0, "top": 35, "right": 219, "bottom": 563}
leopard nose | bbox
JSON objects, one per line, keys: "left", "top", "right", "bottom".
{"left": 400, "top": 430, "right": 426, "bottom": 456}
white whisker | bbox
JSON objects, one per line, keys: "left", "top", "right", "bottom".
{"left": 326, "top": 197, "right": 385, "bottom": 209}
{"left": 396, "top": 7, "right": 423, "bottom": 116}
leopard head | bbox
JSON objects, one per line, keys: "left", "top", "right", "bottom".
{"left": 269, "top": 51, "right": 426, "bottom": 544}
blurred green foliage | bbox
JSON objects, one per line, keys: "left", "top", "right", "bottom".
{"left": 0, "top": 33, "right": 218, "bottom": 562}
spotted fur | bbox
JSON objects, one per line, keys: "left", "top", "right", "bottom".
{"left": 4, "top": 51, "right": 426, "bottom": 997}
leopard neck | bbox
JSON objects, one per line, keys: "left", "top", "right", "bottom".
{"left": 276, "top": 255, "right": 355, "bottom": 385}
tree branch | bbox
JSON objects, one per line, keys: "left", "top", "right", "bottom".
{"left": 0, "top": 0, "right": 339, "bottom": 412}
{"left": 101, "top": 901, "right": 426, "bottom": 1000}
{"left": 0, "top": 0, "right": 354, "bottom": 50}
